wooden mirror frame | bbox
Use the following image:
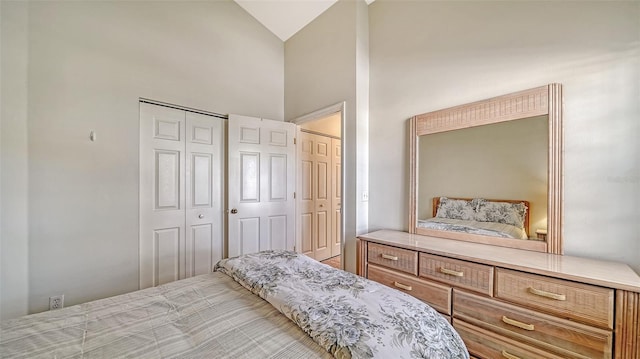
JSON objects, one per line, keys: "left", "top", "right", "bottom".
{"left": 409, "top": 84, "right": 564, "bottom": 254}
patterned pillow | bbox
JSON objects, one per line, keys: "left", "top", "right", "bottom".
{"left": 435, "top": 197, "right": 476, "bottom": 221}
{"left": 474, "top": 200, "right": 527, "bottom": 229}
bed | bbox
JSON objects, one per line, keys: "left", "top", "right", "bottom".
{"left": 418, "top": 196, "right": 530, "bottom": 240}
{"left": 1, "top": 251, "right": 469, "bottom": 359}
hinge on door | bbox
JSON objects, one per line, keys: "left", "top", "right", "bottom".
{"left": 293, "top": 137, "right": 297, "bottom": 145}
{"left": 293, "top": 192, "right": 296, "bottom": 199}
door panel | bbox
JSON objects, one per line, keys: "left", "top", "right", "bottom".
{"left": 153, "top": 227, "right": 181, "bottom": 286}
{"left": 301, "top": 213, "right": 313, "bottom": 254}
{"left": 238, "top": 217, "right": 260, "bottom": 254}
{"left": 268, "top": 215, "right": 288, "bottom": 250}
{"left": 155, "top": 150, "right": 180, "bottom": 209}
{"left": 240, "top": 152, "right": 260, "bottom": 202}
{"left": 228, "top": 115, "right": 296, "bottom": 257}
{"left": 191, "top": 154, "right": 212, "bottom": 207}
{"left": 269, "top": 155, "right": 287, "bottom": 201}
{"left": 190, "top": 224, "right": 212, "bottom": 275}
{"left": 317, "top": 161, "right": 328, "bottom": 199}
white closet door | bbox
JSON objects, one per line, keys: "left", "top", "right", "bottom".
{"left": 185, "top": 112, "right": 223, "bottom": 277}
{"left": 140, "top": 103, "right": 186, "bottom": 288}
{"left": 140, "top": 103, "right": 223, "bottom": 289}
{"left": 228, "top": 115, "right": 296, "bottom": 257}
{"left": 298, "top": 132, "right": 315, "bottom": 258}
{"left": 331, "top": 138, "right": 342, "bottom": 257}
{"left": 298, "top": 131, "right": 333, "bottom": 261}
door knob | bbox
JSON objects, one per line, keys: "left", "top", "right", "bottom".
{"left": 231, "top": 208, "right": 238, "bottom": 214}
{"left": 198, "top": 214, "right": 204, "bottom": 219}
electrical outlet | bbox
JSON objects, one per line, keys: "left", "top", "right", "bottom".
{"left": 49, "top": 295, "right": 64, "bottom": 310}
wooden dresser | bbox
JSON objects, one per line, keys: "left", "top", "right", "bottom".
{"left": 357, "top": 230, "right": 640, "bottom": 359}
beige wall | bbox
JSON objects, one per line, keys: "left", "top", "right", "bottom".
{"left": 418, "top": 116, "right": 548, "bottom": 235}
{"left": 2, "top": 0, "right": 284, "bottom": 316}
{"left": 369, "top": 1, "right": 640, "bottom": 272}
{"left": 285, "top": 0, "right": 369, "bottom": 273}
{"left": 1, "top": 1, "right": 30, "bottom": 320}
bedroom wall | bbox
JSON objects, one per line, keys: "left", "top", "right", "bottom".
{"left": 368, "top": 1, "right": 640, "bottom": 272}
{"left": 1, "top": 1, "right": 30, "bottom": 321}
{"left": 18, "top": 0, "right": 284, "bottom": 315}
{"left": 285, "top": 0, "right": 369, "bottom": 273}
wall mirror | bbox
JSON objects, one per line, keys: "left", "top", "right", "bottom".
{"left": 409, "top": 84, "right": 563, "bottom": 254}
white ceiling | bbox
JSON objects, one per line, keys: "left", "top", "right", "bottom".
{"left": 235, "top": 0, "right": 358, "bottom": 41}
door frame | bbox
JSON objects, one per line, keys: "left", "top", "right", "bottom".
{"left": 290, "top": 102, "right": 345, "bottom": 269}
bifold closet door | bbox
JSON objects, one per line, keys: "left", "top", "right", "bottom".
{"left": 139, "top": 103, "right": 223, "bottom": 289}
{"left": 298, "top": 131, "right": 333, "bottom": 261}
{"left": 331, "top": 138, "right": 341, "bottom": 257}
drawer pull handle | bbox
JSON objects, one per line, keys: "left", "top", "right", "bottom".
{"left": 502, "top": 316, "right": 535, "bottom": 331}
{"left": 393, "top": 282, "right": 413, "bottom": 291}
{"left": 381, "top": 254, "right": 398, "bottom": 261}
{"left": 528, "top": 287, "right": 566, "bottom": 301}
{"left": 439, "top": 267, "right": 464, "bottom": 277}
{"left": 501, "top": 350, "right": 521, "bottom": 359}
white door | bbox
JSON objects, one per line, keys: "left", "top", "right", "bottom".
{"left": 331, "top": 138, "right": 342, "bottom": 257}
{"left": 185, "top": 112, "right": 223, "bottom": 277}
{"left": 139, "top": 103, "right": 223, "bottom": 289}
{"left": 298, "top": 132, "right": 332, "bottom": 260}
{"left": 227, "top": 115, "right": 296, "bottom": 257}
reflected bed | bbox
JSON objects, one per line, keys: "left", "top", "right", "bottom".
{"left": 418, "top": 197, "right": 531, "bottom": 240}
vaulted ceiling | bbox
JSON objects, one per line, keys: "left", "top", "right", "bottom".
{"left": 235, "top": 0, "right": 374, "bottom": 41}
{"left": 234, "top": 0, "right": 337, "bottom": 41}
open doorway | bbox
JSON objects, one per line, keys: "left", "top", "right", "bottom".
{"left": 292, "top": 104, "right": 343, "bottom": 269}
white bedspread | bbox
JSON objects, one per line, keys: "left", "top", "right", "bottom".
{"left": 1, "top": 272, "right": 331, "bottom": 359}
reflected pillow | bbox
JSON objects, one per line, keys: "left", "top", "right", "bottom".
{"left": 474, "top": 200, "right": 527, "bottom": 229}
{"left": 435, "top": 197, "right": 475, "bottom": 221}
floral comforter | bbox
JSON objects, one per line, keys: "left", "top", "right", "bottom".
{"left": 214, "top": 251, "right": 469, "bottom": 359}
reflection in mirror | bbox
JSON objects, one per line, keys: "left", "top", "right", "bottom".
{"left": 409, "top": 84, "right": 563, "bottom": 254}
{"left": 418, "top": 116, "right": 548, "bottom": 241}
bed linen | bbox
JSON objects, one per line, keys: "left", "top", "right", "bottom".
{"left": 418, "top": 217, "right": 528, "bottom": 239}
{"left": 215, "top": 250, "right": 469, "bottom": 359}
{"left": 0, "top": 272, "right": 332, "bottom": 359}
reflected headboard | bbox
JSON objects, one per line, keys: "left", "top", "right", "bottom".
{"left": 432, "top": 197, "right": 531, "bottom": 237}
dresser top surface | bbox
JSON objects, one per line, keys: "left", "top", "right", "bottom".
{"left": 359, "top": 230, "right": 640, "bottom": 292}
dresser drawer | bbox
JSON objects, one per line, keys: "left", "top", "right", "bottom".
{"left": 367, "top": 243, "right": 418, "bottom": 275}
{"left": 368, "top": 264, "right": 452, "bottom": 315}
{"left": 495, "top": 268, "right": 614, "bottom": 329}
{"left": 454, "top": 319, "right": 566, "bottom": 359}
{"left": 419, "top": 253, "right": 493, "bottom": 296}
{"left": 454, "top": 290, "right": 612, "bottom": 359}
